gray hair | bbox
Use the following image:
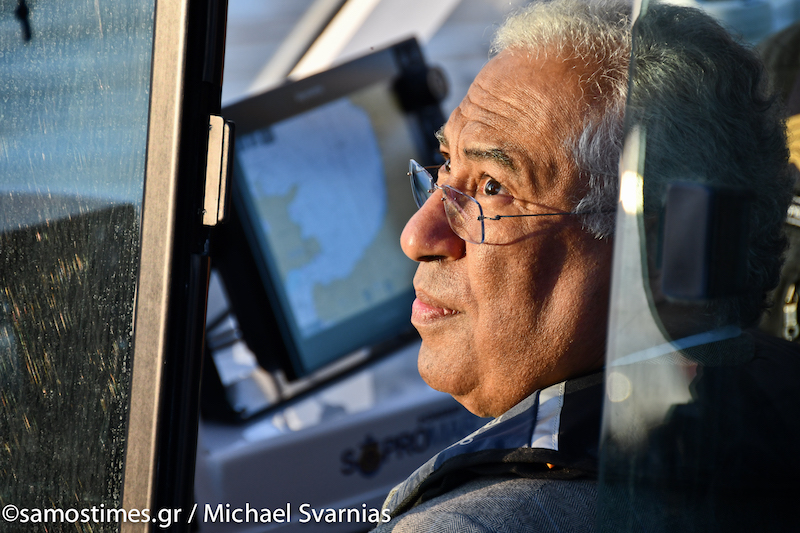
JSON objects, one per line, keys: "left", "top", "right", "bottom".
{"left": 492, "top": 0, "right": 633, "bottom": 239}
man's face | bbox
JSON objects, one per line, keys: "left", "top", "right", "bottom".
{"left": 400, "top": 50, "right": 614, "bottom": 417}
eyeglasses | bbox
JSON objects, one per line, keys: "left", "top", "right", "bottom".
{"left": 409, "top": 159, "right": 584, "bottom": 244}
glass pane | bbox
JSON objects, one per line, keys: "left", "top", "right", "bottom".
{"left": 599, "top": 1, "right": 800, "bottom": 530}
{"left": 0, "top": 1, "right": 155, "bottom": 531}
{"left": 222, "top": 0, "right": 319, "bottom": 103}
{"left": 222, "top": 0, "right": 530, "bottom": 111}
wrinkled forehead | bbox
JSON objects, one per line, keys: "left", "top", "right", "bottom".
{"left": 439, "top": 50, "right": 593, "bottom": 201}
{"left": 442, "top": 50, "right": 590, "bottom": 153}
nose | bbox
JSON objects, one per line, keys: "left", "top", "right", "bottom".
{"left": 401, "top": 192, "right": 466, "bottom": 262}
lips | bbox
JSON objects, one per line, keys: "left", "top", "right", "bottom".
{"left": 411, "top": 291, "right": 460, "bottom": 325}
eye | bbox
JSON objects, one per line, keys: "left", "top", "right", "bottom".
{"left": 482, "top": 178, "right": 503, "bottom": 196}
{"left": 442, "top": 159, "right": 451, "bottom": 173}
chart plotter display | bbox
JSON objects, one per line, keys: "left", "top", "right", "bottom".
{"left": 224, "top": 39, "right": 443, "bottom": 379}
{"left": 236, "top": 81, "right": 417, "bottom": 341}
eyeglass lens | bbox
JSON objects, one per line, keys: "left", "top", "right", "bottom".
{"left": 409, "top": 160, "right": 486, "bottom": 244}
{"left": 409, "top": 160, "right": 433, "bottom": 208}
{"left": 442, "top": 187, "right": 484, "bottom": 244}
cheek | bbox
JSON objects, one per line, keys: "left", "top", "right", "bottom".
{"left": 466, "top": 246, "right": 548, "bottom": 354}
{"left": 468, "top": 240, "right": 559, "bottom": 326}
{"left": 464, "top": 232, "right": 598, "bottom": 382}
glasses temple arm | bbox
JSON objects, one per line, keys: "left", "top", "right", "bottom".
{"left": 478, "top": 209, "right": 616, "bottom": 221}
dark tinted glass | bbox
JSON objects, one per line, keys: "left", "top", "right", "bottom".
{"left": 599, "top": 2, "right": 800, "bottom": 531}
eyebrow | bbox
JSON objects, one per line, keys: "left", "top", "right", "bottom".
{"left": 463, "top": 147, "right": 517, "bottom": 171}
{"left": 435, "top": 126, "right": 518, "bottom": 172}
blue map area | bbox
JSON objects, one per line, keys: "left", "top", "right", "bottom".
{"left": 238, "top": 98, "right": 387, "bottom": 336}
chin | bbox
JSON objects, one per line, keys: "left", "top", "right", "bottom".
{"left": 452, "top": 395, "right": 496, "bottom": 418}
{"left": 417, "top": 345, "right": 478, "bottom": 402}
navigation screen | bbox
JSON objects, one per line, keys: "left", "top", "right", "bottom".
{"left": 234, "top": 80, "right": 420, "bottom": 372}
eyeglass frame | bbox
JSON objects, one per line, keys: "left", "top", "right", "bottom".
{"left": 408, "top": 159, "right": 591, "bottom": 244}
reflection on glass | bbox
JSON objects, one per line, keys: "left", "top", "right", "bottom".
{"left": 600, "top": 1, "right": 800, "bottom": 531}
{"left": 0, "top": 1, "right": 154, "bottom": 531}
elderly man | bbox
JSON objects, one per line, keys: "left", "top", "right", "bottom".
{"left": 373, "top": 0, "right": 799, "bottom": 531}
{"left": 374, "top": 0, "right": 628, "bottom": 530}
